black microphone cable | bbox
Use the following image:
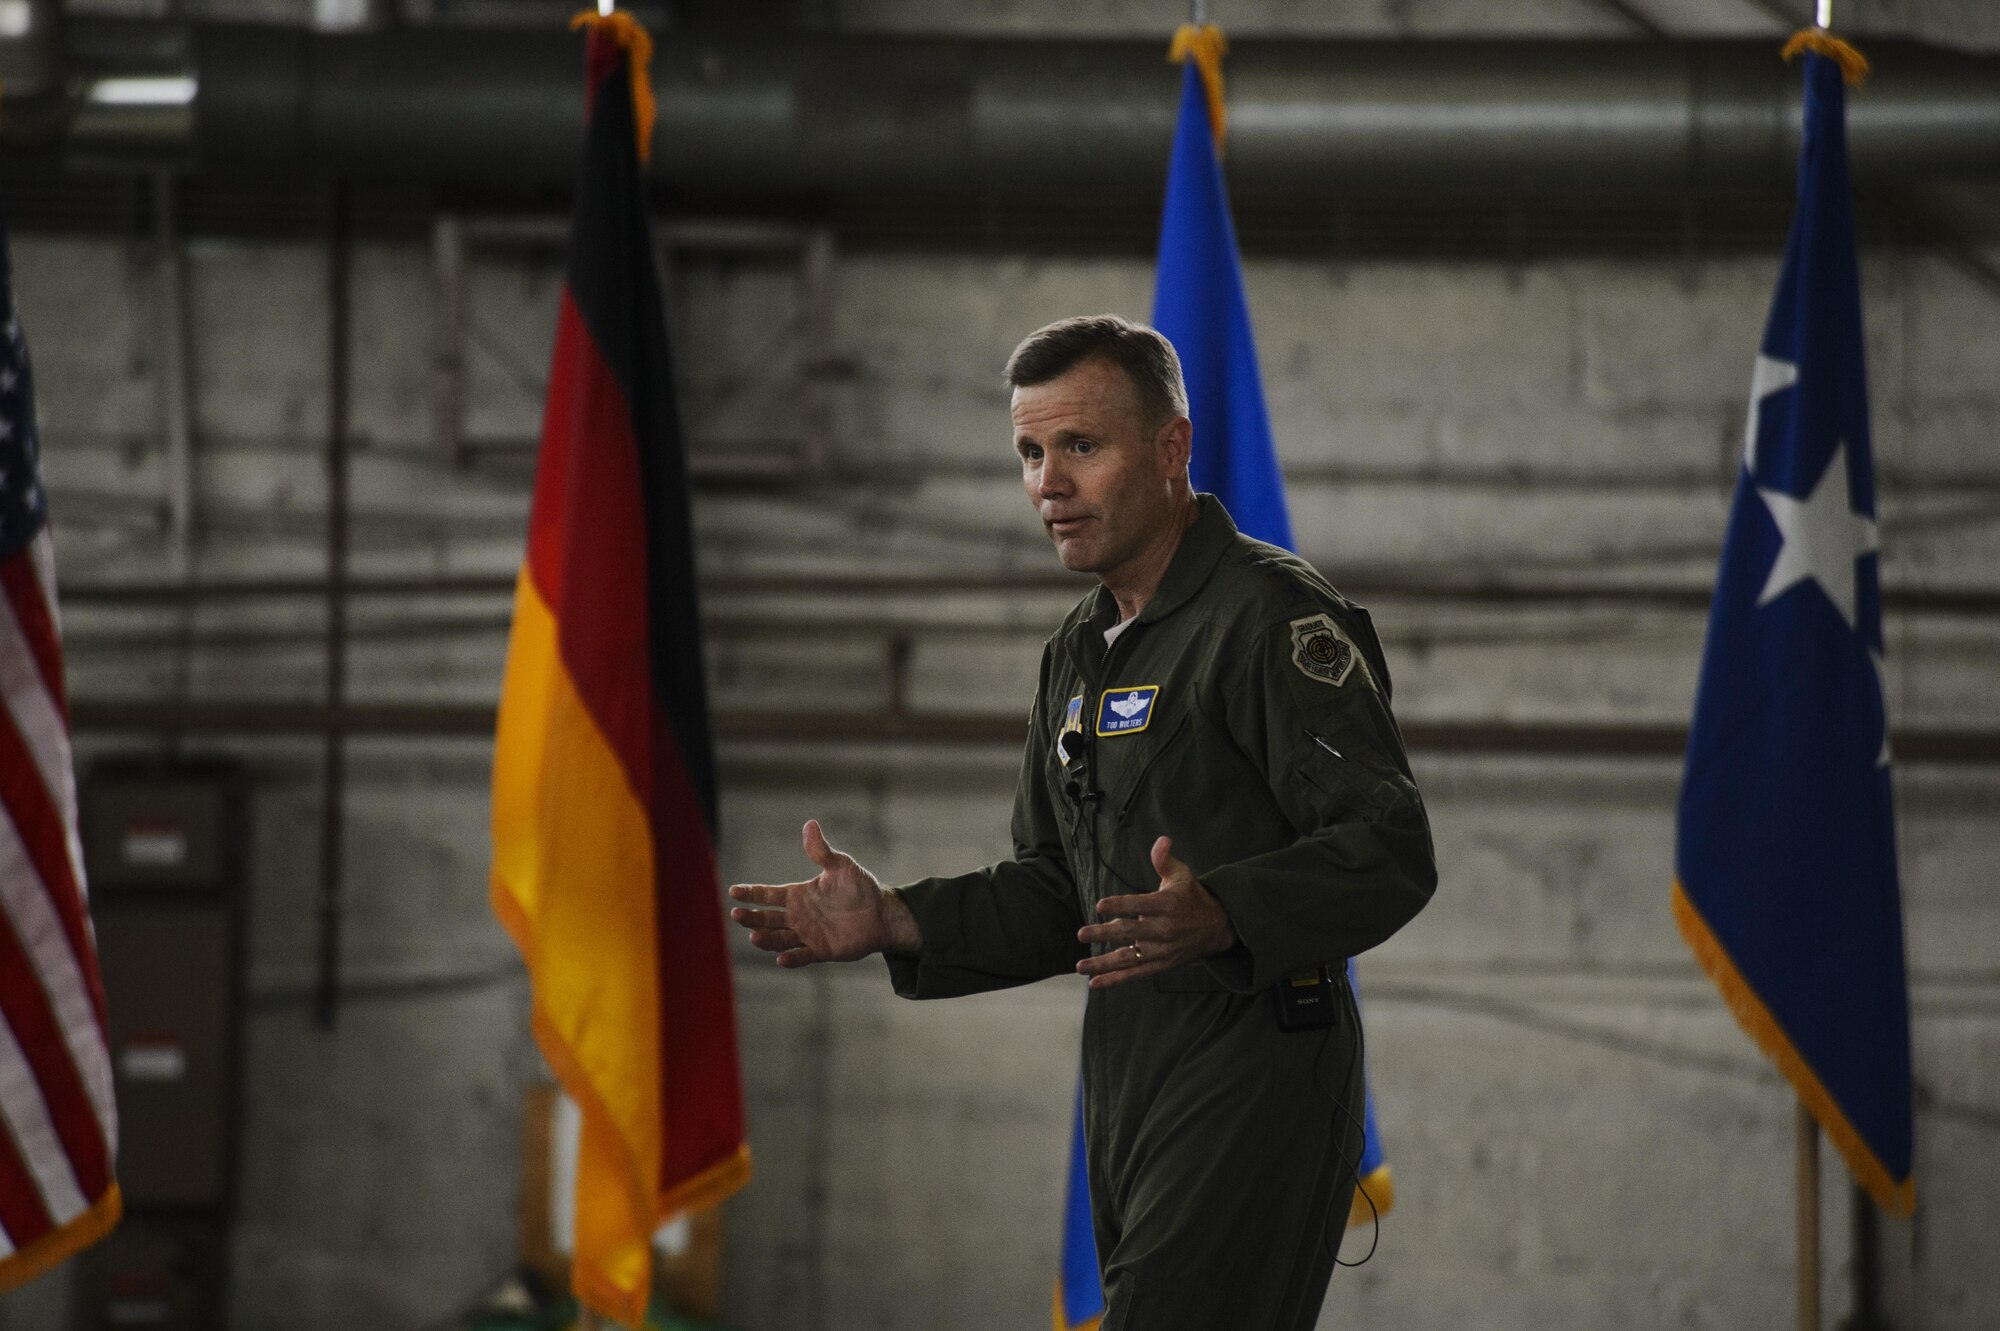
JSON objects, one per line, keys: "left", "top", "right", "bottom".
{"left": 1318, "top": 965, "right": 1379, "bottom": 1269}
{"left": 1060, "top": 732, "right": 1147, "bottom": 929}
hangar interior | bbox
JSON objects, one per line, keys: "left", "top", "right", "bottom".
{"left": 0, "top": 0, "right": 1997, "bottom": 1328}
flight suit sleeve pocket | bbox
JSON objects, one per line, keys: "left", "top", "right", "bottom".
{"left": 1290, "top": 728, "right": 1401, "bottom": 828}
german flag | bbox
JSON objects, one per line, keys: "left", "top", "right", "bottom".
{"left": 490, "top": 13, "right": 750, "bottom": 1323}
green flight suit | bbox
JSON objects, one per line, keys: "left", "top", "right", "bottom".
{"left": 886, "top": 495, "right": 1437, "bottom": 1331}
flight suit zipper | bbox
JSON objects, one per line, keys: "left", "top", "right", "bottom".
{"left": 1085, "top": 618, "right": 1148, "bottom": 886}
{"left": 1069, "top": 621, "right": 1137, "bottom": 1164}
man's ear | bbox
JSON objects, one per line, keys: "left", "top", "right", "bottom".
{"left": 1157, "top": 415, "right": 1193, "bottom": 475}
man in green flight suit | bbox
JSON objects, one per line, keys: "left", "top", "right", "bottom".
{"left": 728, "top": 315, "right": 1437, "bottom": 1331}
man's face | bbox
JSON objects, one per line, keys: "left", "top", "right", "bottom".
{"left": 1012, "top": 356, "right": 1186, "bottom": 577}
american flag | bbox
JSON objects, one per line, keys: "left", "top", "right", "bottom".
{"left": 0, "top": 210, "right": 121, "bottom": 1289}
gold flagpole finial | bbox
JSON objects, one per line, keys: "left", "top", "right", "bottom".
{"left": 1781, "top": 23, "right": 1869, "bottom": 86}
{"left": 1784, "top": 0, "right": 1867, "bottom": 88}
{"left": 570, "top": 7, "right": 657, "bottom": 161}
{"left": 1168, "top": 22, "right": 1229, "bottom": 151}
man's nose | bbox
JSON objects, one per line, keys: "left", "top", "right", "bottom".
{"left": 1035, "top": 453, "right": 1071, "bottom": 497}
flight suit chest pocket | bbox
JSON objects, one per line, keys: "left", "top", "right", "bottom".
{"left": 1103, "top": 708, "right": 1193, "bottom": 823}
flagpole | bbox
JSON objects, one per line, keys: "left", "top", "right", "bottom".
{"left": 1793, "top": 35, "right": 1832, "bottom": 1331}
{"left": 547, "top": 0, "right": 615, "bottom": 1245}
{"left": 1797, "top": 1101, "right": 1820, "bottom": 1331}
{"left": 1816, "top": 0, "right": 1831, "bottom": 29}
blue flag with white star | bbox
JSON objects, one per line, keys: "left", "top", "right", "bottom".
{"left": 1673, "top": 48, "right": 1914, "bottom": 1216}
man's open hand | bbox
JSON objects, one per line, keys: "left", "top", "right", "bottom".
{"left": 728, "top": 820, "right": 918, "bottom": 967}
{"left": 1075, "top": 836, "right": 1237, "bottom": 989}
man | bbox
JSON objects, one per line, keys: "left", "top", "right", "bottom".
{"left": 728, "top": 315, "right": 1436, "bottom": 1331}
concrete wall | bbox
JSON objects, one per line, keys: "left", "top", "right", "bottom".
{"left": 2, "top": 218, "right": 1994, "bottom": 1330}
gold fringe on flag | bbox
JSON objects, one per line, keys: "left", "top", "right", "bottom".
{"left": 1782, "top": 28, "right": 1870, "bottom": 87}
{"left": 0, "top": 1186, "right": 122, "bottom": 1293}
{"left": 571, "top": 9, "right": 658, "bottom": 163}
{"left": 1672, "top": 881, "right": 1915, "bottom": 1216}
{"left": 1168, "top": 23, "right": 1229, "bottom": 151}
{"left": 1347, "top": 1164, "right": 1394, "bottom": 1229}
{"left": 1049, "top": 1288, "right": 1104, "bottom": 1331}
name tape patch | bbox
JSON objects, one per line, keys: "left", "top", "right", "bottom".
{"left": 1096, "top": 685, "right": 1161, "bottom": 737}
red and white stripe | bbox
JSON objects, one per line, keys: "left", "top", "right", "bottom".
{"left": 0, "top": 527, "right": 117, "bottom": 1265}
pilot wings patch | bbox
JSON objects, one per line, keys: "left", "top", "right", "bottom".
{"left": 1095, "top": 685, "right": 1160, "bottom": 737}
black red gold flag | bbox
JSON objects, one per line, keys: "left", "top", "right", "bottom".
{"left": 490, "top": 15, "right": 750, "bottom": 1322}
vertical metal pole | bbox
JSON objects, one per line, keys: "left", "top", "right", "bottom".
{"left": 1798, "top": 1102, "right": 1822, "bottom": 1331}
{"left": 798, "top": 963, "right": 831, "bottom": 1331}
{"left": 1677, "top": 194, "right": 1701, "bottom": 294}
{"left": 151, "top": 171, "right": 196, "bottom": 710}
{"left": 1839, "top": 1180, "right": 1891, "bottom": 1331}
{"left": 431, "top": 212, "right": 468, "bottom": 468}
{"left": 152, "top": 172, "right": 194, "bottom": 577}
{"left": 798, "top": 225, "right": 835, "bottom": 475}
{"left": 1817, "top": 0, "right": 1832, "bottom": 29}
{"left": 315, "top": 182, "right": 352, "bottom": 1031}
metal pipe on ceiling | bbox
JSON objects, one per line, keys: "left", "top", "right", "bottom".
{"left": 51, "top": 573, "right": 2000, "bottom": 618}
{"left": 29, "top": 24, "right": 2000, "bottom": 195}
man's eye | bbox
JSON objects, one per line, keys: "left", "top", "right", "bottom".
{"left": 1022, "top": 447, "right": 1042, "bottom": 462}
{"left": 1073, "top": 440, "right": 1094, "bottom": 455}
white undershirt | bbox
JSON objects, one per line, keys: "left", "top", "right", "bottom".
{"left": 1103, "top": 617, "right": 1135, "bottom": 647}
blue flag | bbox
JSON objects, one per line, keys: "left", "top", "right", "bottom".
{"left": 1149, "top": 52, "right": 1393, "bottom": 1232}
{"left": 1150, "top": 66, "right": 1290, "bottom": 549}
{"left": 1673, "top": 47, "right": 1914, "bottom": 1216}
{"left": 1053, "top": 1084, "right": 1103, "bottom": 1330}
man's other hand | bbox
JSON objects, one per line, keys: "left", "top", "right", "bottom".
{"left": 728, "top": 820, "right": 921, "bottom": 967}
{"left": 1074, "top": 836, "right": 1237, "bottom": 990}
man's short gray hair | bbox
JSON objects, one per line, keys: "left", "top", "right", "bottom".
{"left": 1003, "top": 315, "right": 1189, "bottom": 432}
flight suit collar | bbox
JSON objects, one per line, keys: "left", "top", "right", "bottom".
{"left": 1060, "top": 494, "right": 1239, "bottom": 682}
{"left": 1136, "top": 493, "right": 1239, "bottom": 626}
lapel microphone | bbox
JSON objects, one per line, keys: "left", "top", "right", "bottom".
{"left": 1058, "top": 731, "right": 1102, "bottom": 808}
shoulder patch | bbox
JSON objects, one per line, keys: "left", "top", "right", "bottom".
{"left": 1289, "top": 613, "right": 1358, "bottom": 687}
{"left": 1057, "top": 694, "right": 1085, "bottom": 766}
